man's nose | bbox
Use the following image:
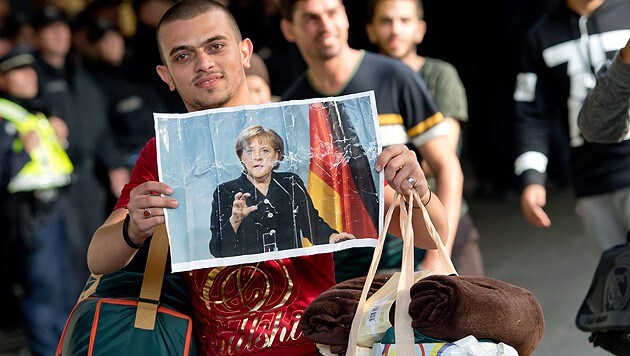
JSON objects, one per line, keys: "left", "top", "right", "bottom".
{"left": 195, "top": 51, "right": 215, "bottom": 72}
{"left": 392, "top": 19, "right": 403, "bottom": 34}
{"left": 321, "top": 14, "right": 335, "bottom": 31}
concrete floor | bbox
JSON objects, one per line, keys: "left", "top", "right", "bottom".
{"left": 469, "top": 188, "right": 610, "bottom": 355}
{"left": 0, "top": 187, "right": 614, "bottom": 355}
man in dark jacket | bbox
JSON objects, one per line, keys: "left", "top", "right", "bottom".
{"left": 514, "top": 0, "right": 630, "bottom": 249}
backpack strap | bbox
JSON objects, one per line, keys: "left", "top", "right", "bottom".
{"left": 134, "top": 224, "right": 169, "bottom": 330}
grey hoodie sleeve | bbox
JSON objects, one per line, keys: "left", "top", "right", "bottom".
{"left": 578, "top": 52, "right": 630, "bottom": 144}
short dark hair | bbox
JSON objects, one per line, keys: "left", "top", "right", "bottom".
{"left": 367, "top": 0, "right": 424, "bottom": 22}
{"left": 156, "top": 0, "right": 242, "bottom": 62}
{"left": 278, "top": 0, "right": 300, "bottom": 21}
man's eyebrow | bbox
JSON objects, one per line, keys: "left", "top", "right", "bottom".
{"left": 300, "top": 5, "right": 341, "bottom": 19}
{"left": 168, "top": 35, "right": 229, "bottom": 57}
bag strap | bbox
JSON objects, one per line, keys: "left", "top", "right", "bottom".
{"left": 346, "top": 191, "right": 457, "bottom": 355}
{"left": 392, "top": 191, "right": 416, "bottom": 354}
{"left": 134, "top": 224, "right": 169, "bottom": 330}
{"left": 77, "top": 274, "right": 102, "bottom": 303}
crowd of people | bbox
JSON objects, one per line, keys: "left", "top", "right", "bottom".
{"left": 0, "top": 0, "right": 628, "bottom": 355}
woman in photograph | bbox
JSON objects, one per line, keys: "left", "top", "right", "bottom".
{"left": 210, "top": 125, "right": 354, "bottom": 257}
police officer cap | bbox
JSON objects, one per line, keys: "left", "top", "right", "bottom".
{"left": 31, "top": 5, "right": 69, "bottom": 31}
{"left": 0, "top": 47, "right": 35, "bottom": 74}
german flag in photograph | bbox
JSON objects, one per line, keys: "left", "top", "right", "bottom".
{"left": 307, "top": 101, "right": 378, "bottom": 238}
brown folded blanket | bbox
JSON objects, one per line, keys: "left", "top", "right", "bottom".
{"left": 404, "top": 275, "right": 544, "bottom": 356}
{"left": 301, "top": 274, "right": 392, "bottom": 354}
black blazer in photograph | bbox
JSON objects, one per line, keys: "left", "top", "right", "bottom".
{"left": 210, "top": 172, "right": 336, "bottom": 257}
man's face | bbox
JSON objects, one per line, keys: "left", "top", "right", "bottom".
{"left": 281, "top": 0, "right": 349, "bottom": 62}
{"left": 36, "top": 22, "right": 72, "bottom": 58}
{"left": 0, "top": 67, "right": 38, "bottom": 99}
{"left": 366, "top": 0, "right": 425, "bottom": 59}
{"left": 96, "top": 30, "right": 125, "bottom": 66}
{"left": 156, "top": 10, "right": 252, "bottom": 111}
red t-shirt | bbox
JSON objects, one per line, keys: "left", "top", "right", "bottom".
{"left": 116, "top": 138, "right": 336, "bottom": 355}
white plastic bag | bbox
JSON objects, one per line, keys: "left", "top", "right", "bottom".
{"left": 370, "top": 335, "right": 519, "bottom": 356}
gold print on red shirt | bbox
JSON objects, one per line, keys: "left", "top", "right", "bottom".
{"left": 197, "top": 260, "right": 304, "bottom": 354}
{"left": 203, "top": 262, "right": 295, "bottom": 314}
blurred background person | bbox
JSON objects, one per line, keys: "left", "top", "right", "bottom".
{"left": 229, "top": 0, "right": 307, "bottom": 97}
{"left": 366, "top": 0, "right": 484, "bottom": 276}
{"left": 82, "top": 19, "right": 167, "bottom": 211}
{"left": 126, "top": 0, "right": 184, "bottom": 112}
{"left": 279, "top": 0, "right": 463, "bottom": 280}
{"left": 245, "top": 52, "right": 274, "bottom": 104}
{"left": 578, "top": 37, "right": 630, "bottom": 144}
{"left": 514, "top": 0, "right": 630, "bottom": 249}
{"left": 0, "top": 47, "right": 75, "bottom": 356}
{"left": 31, "top": 4, "right": 108, "bottom": 288}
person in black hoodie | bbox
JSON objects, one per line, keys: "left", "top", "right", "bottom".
{"left": 514, "top": 0, "right": 630, "bottom": 249}
{"left": 127, "top": 0, "right": 185, "bottom": 113}
{"left": 83, "top": 20, "right": 168, "bottom": 211}
{"left": 0, "top": 47, "right": 76, "bottom": 356}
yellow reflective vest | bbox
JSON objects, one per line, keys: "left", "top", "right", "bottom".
{"left": 0, "top": 98, "right": 73, "bottom": 192}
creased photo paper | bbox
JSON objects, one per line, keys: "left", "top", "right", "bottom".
{"left": 155, "top": 91, "right": 383, "bottom": 272}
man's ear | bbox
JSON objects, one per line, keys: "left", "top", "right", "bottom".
{"left": 280, "top": 18, "right": 295, "bottom": 43}
{"left": 156, "top": 65, "right": 176, "bottom": 92}
{"left": 414, "top": 20, "right": 427, "bottom": 44}
{"left": 240, "top": 38, "right": 254, "bottom": 70}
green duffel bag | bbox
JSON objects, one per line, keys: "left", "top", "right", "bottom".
{"left": 56, "top": 225, "right": 198, "bottom": 356}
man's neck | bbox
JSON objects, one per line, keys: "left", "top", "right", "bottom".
{"left": 566, "top": 0, "right": 605, "bottom": 16}
{"left": 226, "top": 92, "right": 256, "bottom": 108}
{"left": 41, "top": 52, "right": 66, "bottom": 69}
{"left": 400, "top": 52, "right": 425, "bottom": 73}
{"left": 305, "top": 47, "right": 362, "bottom": 95}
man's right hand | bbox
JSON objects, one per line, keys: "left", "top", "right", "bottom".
{"left": 126, "top": 181, "right": 177, "bottom": 244}
{"left": 520, "top": 184, "right": 551, "bottom": 228}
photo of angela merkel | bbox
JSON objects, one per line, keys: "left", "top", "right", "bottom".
{"left": 210, "top": 125, "right": 355, "bottom": 258}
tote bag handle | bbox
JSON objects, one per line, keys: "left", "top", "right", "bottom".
{"left": 346, "top": 190, "right": 457, "bottom": 355}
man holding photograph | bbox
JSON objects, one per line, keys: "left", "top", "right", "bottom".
{"left": 87, "top": 0, "right": 449, "bottom": 354}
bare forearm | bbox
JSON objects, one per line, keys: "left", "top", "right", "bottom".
{"left": 417, "top": 136, "right": 464, "bottom": 253}
{"left": 87, "top": 208, "right": 138, "bottom": 274}
{"left": 413, "top": 189, "right": 448, "bottom": 249}
{"left": 434, "top": 155, "right": 463, "bottom": 253}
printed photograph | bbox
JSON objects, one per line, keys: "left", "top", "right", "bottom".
{"left": 156, "top": 91, "right": 382, "bottom": 271}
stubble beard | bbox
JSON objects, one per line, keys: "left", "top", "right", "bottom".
{"left": 191, "top": 90, "right": 233, "bottom": 111}
{"left": 190, "top": 74, "right": 242, "bottom": 111}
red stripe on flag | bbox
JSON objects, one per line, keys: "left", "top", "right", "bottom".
{"left": 308, "top": 102, "right": 378, "bottom": 238}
